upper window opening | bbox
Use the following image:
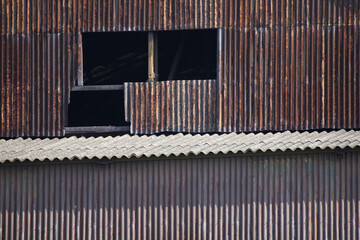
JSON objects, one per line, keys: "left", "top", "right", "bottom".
{"left": 158, "top": 29, "right": 217, "bottom": 81}
{"left": 81, "top": 29, "right": 217, "bottom": 85}
{"left": 82, "top": 32, "right": 148, "bottom": 85}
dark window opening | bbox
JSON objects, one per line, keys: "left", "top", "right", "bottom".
{"left": 82, "top": 32, "right": 148, "bottom": 85}
{"left": 68, "top": 90, "right": 129, "bottom": 127}
{"left": 82, "top": 30, "right": 217, "bottom": 84}
{"left": 67, "top": 29, "right": 217, "bottom": 134}
{"left": 158, "top": 29, "right": 217, "bottom": 81}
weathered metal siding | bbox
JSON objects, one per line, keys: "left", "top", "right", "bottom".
{"left": 0, "top": 0, "right": 222, "bottom": 33}
{"left": 1, "top": 0, "right": 360, "bottom": 137}
{"left": 217, "top": 0, "right": 360, "bottom": 132}
{"left": 0, "top": 33, "right": 80, "bottom": 137}
{"left": 123, "top": 0, "right": 360, "bottom": 133}
{"left": 0, "top": 150, "right": 360, "bottom": 239}
{"left": 0, "top": 0, "right": 222, "bottom": 137}
{"left": 124, "top": 80, "right": 217, "bottom": 134}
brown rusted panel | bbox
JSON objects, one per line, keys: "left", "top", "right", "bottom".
{"left": 124, "top": 80, "right": 217, "bottom": 134}
{"left": 1, "top": 0, "right": 359, "bottom": 34}
{"left": 232, "top": 0, "right": 359, "bottom": 28}
{"left": 0, "top": 33, "right": 80, "bottom": 137}
{"left": 0, "top": 0, "right": 222, "bottom": 34}
{"left": 0, "top": 150, "right": 360, "bottom": 238}
{"left": 218, "top": 25, "right": 360, "bottom": 132}
{"left": 216, "top": 0, "right": 360, "bottom": 132}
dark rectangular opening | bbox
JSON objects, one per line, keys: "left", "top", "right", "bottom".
{"left": 69, "top": 29, "right": 218, "bottom": 134}
{"left": 67, "top": 90, "right": 129, "bottom": 127}
{"left": 82, "top": 32, "right": 148, "bottom": 85}
{"left": 158, "top": 29, "right": 217, "bottom": 81}
{"left": 82, "top": 29, "right": 217, "bottom": 84}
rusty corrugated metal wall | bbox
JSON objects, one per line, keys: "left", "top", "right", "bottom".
{"left": 0, "top": 33, "right": 80, "bottom": 137}
{"left": 0, "top": 0, "right": 222, "bottom": 33}
{"left": 124, "top": 80, "right": 217, "bottom": 134}
{"left": 125, "top": 0, "right": 360, "bottom": 133}
{"left": 0, "top": 0, "right": 222, "bottom": 137}
{"left": 1, "top": 0, "right": 360, "bottom": 137}
{"left": 0, "top": 149, "right": 359, "bottom": 239}
{"left": 218, "top": 0, "right": 360, "bottom": 132}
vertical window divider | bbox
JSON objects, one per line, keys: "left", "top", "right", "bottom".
{"left": 148, "top": 32, "right": 158, "bottom": 82}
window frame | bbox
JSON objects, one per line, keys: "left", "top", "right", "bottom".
{"left": 65, "top": 29, "right": 219, "bottom": 135}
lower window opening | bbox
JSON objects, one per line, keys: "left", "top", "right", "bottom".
{"left": 67, "top": 90, "right": 129, "bottom": 128}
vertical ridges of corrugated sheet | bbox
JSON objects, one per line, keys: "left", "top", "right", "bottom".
{"left": 0, "top": 151, "right": 360, "bottom": 238}
{"left": 217, "top": 0, "right": 360, "bottom": 132}
{"left": 224, "top": 0, "right": 360, "bottom": 28}
{"left": 124, "top": 80, "right": 216, "bottom": 134}
{"left": 0, "top": 0, "right": 222, "bottom": 34}
{"left": 0, "top": 33, "right": 80, "bottom": 137}
{"left": 1, "top": 0, "right": 359, "bottom": 34}
{"left": 218, "top": 24, "right": 360, "bottom": 132}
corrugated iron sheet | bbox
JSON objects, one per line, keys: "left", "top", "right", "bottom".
{"left": 0, "top": 150, "right": 359, "bottom": 239}
{"left": 124, "top": 80, "right": 217, "bottom": 134}
{"left": 1, "top": 0, "right": 360, "bottom": 137}
{"left": 0, "top": 0, "right": 358, "bottom": 34}
{"left": 218, "top": 26, "right": 360, "bottom": 132}
{"left": 0, "top": 0, "right": 222, "bottom": 34}
{"left": 215, "top": 0, "right": 360, "bottom": 133}
{"left": 0, "top": 33, "right": 80, "bottom": 137}
{"left": 1, "top": 129, "right": 360, "bottom": 162}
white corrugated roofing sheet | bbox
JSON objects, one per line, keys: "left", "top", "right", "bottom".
{"left": 0, "top": 130, "right": 360, "bottom": 163}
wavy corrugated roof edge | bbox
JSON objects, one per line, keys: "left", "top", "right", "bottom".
{"left": 0, "top": 129, "right": 360, "bottom": 163}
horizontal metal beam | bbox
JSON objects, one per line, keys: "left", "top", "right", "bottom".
{"left": 72, "top": 85, "right": 124, "bottom": 91}
{"left": 64, "top": 126, "right": 130, "bottom": 134}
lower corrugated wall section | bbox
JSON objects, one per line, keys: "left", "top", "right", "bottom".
{"left": 0, "top": 150, "right": 360, "bottom": 239}
{"left": 124, "top": 80, "right": 217, "bottom": 134}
